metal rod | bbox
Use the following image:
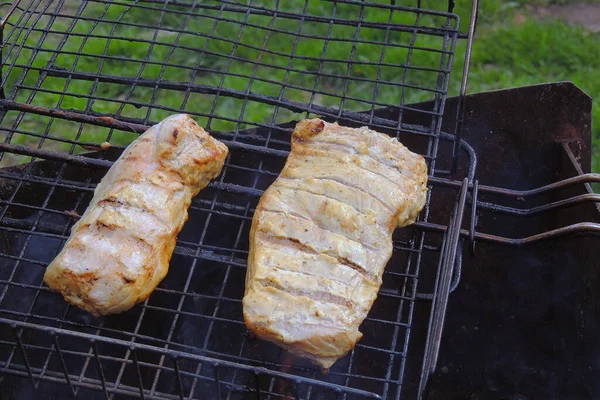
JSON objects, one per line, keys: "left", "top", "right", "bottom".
{"left": 417, "top": 220, "right": 600, "bottom": 246}
{"left": 417, "top": 178, "right": 468, "bottom": 399}
{"left": 50, "top": 0, "right": 461, "bottom": 38}
{"left": 12, "top": 324, "right": 37, "bottom": 389}
{"left": 92, "top": 341, "right": 110, "bottom": 400}
{"left": 0, "top": 141, "right": 114, "bottom": 168}
{"left": 415, "top": 241, "right": 463, "bottom": 300}
{"left": 431, "top": 186, "right": 468, "bottom": 371}
{"left": 476, "top": 193, "right": 600, "bottom": 216}
{"left": 0, "top": 3, "right": 5, "bottom": 100}
{"left": 0, "top": 92, "right": 440, "bottom": 138}
{"left": 0, "top": 368, "right": 171, "bottom": 399}
{"left": 450, "top": 0, "right": 478, "bottom": 173}
{"left": 562, "top": 141, "right": 600, "bottom": 214}
{"left": 431, "top": 173, "right": 600, "bottom": 198}
{"left": 43, "top": 65, "right": 445, "bottom": 110}
{"left": 0, "top": 99, "right": 148, "bottom": 132}
{"left": 469, "top": 180, "right": 479, "bottom": 254}
{"left": 215, "top": 363, "right": 222, "bottom": 400}
{"left": 51, "top": 332, "right": 76, "bottom": 397}
{"left": 417, "top": 236, "right": 450, "bottom": 395}
{"left": 0, "top": 99, "right": 291, "bottom": 158}
{"left": 254, "top": 372, "right": 261, "bottom": 400}
{"left": 294, "top": 379, "right": 301, "bottom": 400}
{"left": 131, "top": 347, "right": 146, "bottom": 400}
{"left": 0, "top": 0, "right": 21, "bottom": 28}
{"left": 479, "top": 173, "right": 600, "bottom": 197}
{"left": 325, "top": 0, "right": 462, "bottom": 19}
{"left": 173, "top": 356, "right": 184, "bottom": 400}
{"left": 430, "top": 179, "right": 469, "bottom": 370}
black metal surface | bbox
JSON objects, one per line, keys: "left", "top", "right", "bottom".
{"left": 421, "top": 83, "right": 600, "bottom": 399}
{"left": 0, "top": 1, "right": 474, "bottom": 399}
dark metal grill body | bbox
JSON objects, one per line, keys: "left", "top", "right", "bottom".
{"left": 0, "top": 1, "right": 598, "bottom": 399}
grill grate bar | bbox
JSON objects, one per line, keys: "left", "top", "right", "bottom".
{"left": 20, "top": 6, "right": 457, "bottom": 41}
{"left": 86, "top": 0, "right": 459, "bottom": 37}
{"left": 173, "top": 356, "right": 186, "bottom": 400}
{"left": 110, "top": 297, "right": 150, "bottom": 397}
{"left": 0, "top": 367, "right": 182, "bottom": 400}
{"left": 395, "top": 2, "right": 425, "bottom": 138}
{"left": 31, "top": 66, "right": 447, "bottom": 115}
{"left": 2, "top": 318, "right": 387, "bottom": 398}
{"left": 0, "top": 0, "right": 53, "bottom": 103}
{"left": 336, "top": 2, "right": 363, "bottom": 121}
{"left": 0, "top": 99, "right": 452, "bottom": 158}
{"left": 130, "top": 348, "right": 146, "bottom": 399}
{"left": 305, "top": 1, "right": 336, "bottom": 132}
{"left": 1, "top": 360, "right": 225, "bottom": 400}
{"left": 385, "top": 231, "right": 420, "bottom": 398}
{"left": 0, "top": 326, "right": 416, "bottom": 387}
{"left": 11, "top": 325, "right": 37, "bottom": 388}
{"left": 51, "top": 333, "right": 76, "bottom": 396}
{"left": 5, "top": 30, "right": 454, "bottom": 71}
{"left": 366, "top": 3, "right": 394, "bottom": 126}
{"left": 91, "top": 341, "right": 110, "bottom": 399}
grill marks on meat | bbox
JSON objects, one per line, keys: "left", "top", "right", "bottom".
{"left": 43, "top": 114, "right": 228, "bottom": 317}
{"left": 243, "top": 118, "right": 428, "bottom": 369}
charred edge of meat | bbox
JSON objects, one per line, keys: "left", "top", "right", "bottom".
{"left": 96, "top": 220, "right": 116, "bottom": 230}
{"left": 293, "top": 119, "right": 326, "bottom": 140}
{"left": 118, "top": 272, "right": 136, "bottom": 284}
{"left": 257, "top": 278, "right": 357, "bottom": 310}
{"left": 97, "top": 197, "right": 126, "bottom": 208}
{"left": 98, "top": 196, "right": 152, "bottom": 214}
{"left": 337, "top": 257, "right": 377, "bottom": 283}
{"left": 271, "top": 235, "right": 377, "bottom": 282}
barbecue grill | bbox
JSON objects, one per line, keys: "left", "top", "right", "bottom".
{"left": 0, "top": 1, "right": 598, "bottom": 399}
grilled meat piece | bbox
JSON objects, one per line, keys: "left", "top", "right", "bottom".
{"left": 243, "top": 118, "right": 428, "bottom": 369}
{"left": 43, "top": 114, "right": 228, "bottom": 317}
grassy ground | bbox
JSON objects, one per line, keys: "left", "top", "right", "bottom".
{"left": 1, "top": 0, "right": 598, "bottom": 170}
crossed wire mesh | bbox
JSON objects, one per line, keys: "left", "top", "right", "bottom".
{"left": 0, "top": 1, "right": 472, "bottom": 399}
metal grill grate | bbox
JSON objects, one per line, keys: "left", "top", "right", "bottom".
{"left": 0, "top": 0, "right": 460, "bottom": 161}
{"left": 0, "top": 0, "right": 479, "bottom": 399}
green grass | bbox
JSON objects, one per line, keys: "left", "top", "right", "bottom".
{"left": 1, "top": 0, "right": 598, "bottom": 170}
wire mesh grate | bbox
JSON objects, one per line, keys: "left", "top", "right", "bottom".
{"left": 0, "top": 155, "right": 467, "bottom": 399}
{"left": 0, "top": 0, "right": 459, "bottom": 165}
{"left": 0, "top": 1, "right": 475, "bottom": 399}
